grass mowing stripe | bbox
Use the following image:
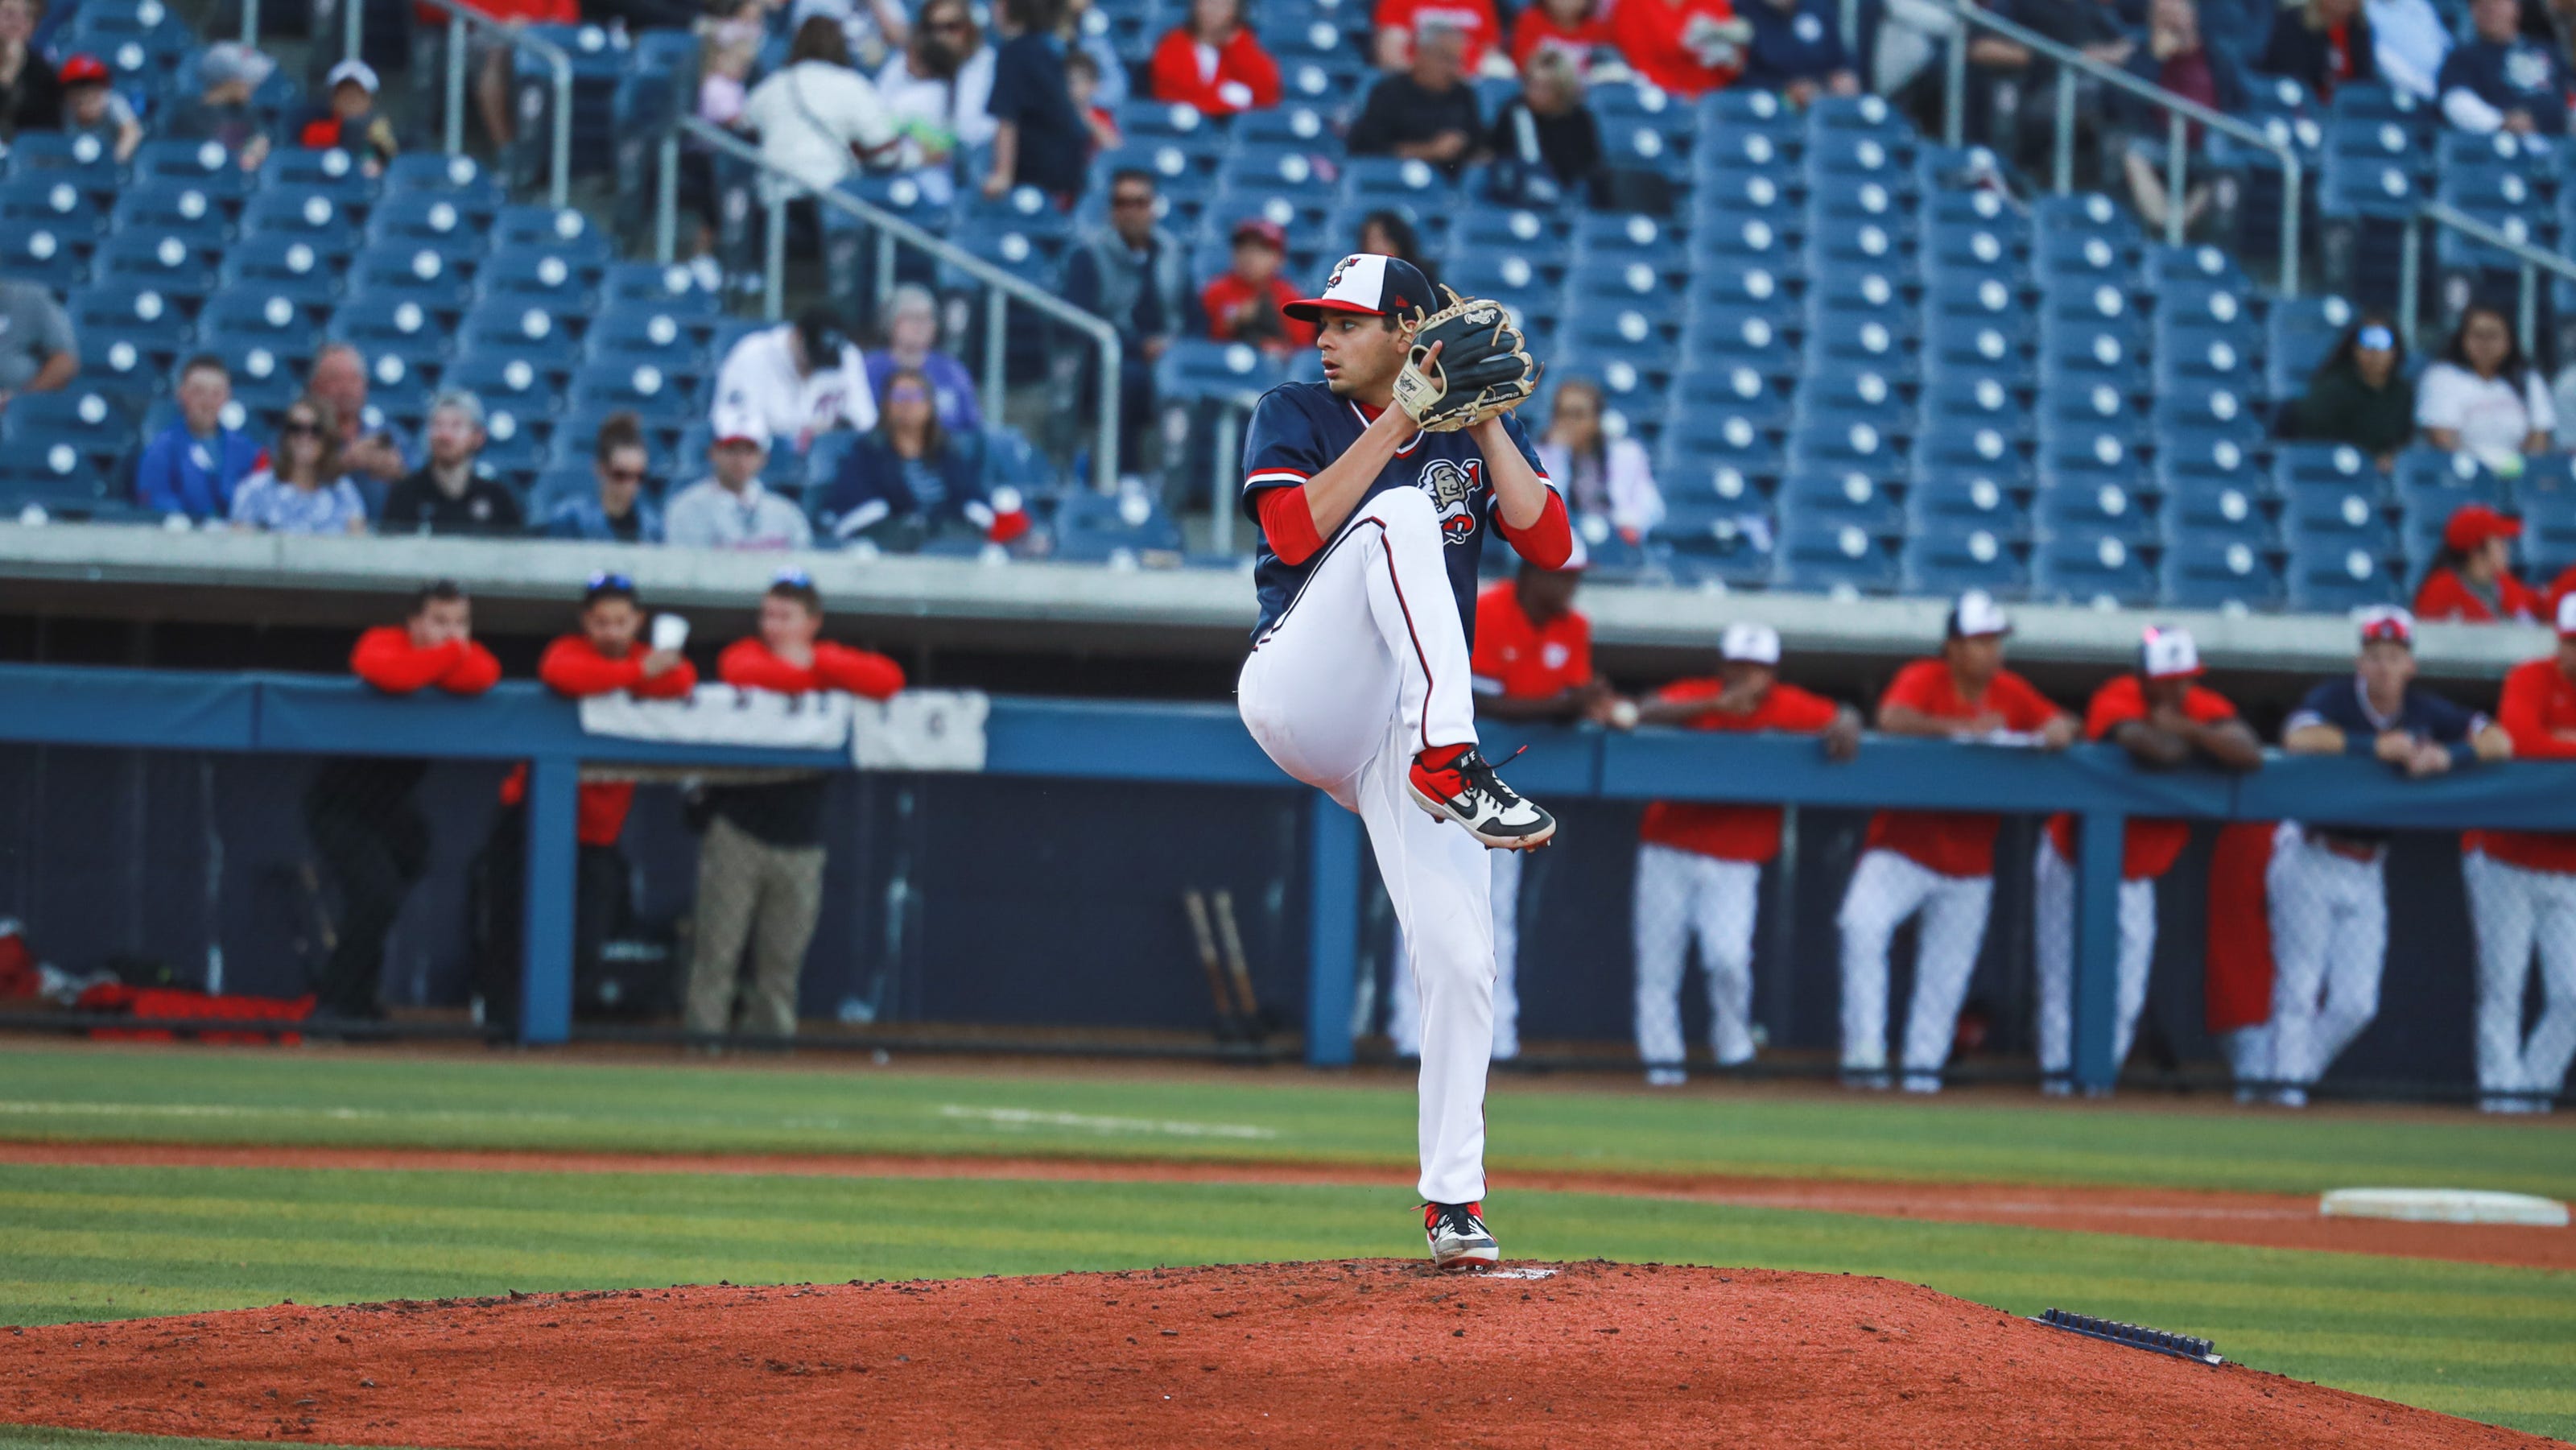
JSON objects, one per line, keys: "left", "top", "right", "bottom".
{"left": 1, "top": 1048, "right": 2570, "bottom": 1199}
{"left": 0, "top": 1163, "right": 2566, "bottom": 1441}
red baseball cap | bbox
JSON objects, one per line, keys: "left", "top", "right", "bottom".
{"left": 58, "top": 53, "right": 109, "bottom": 85}
{"left": 2442, "top": 502, "right": 2521, "bottom": 551}
{"left": 1282, "top": 253, "right": 1431, "bottom": 322}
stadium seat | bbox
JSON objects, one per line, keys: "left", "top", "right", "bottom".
{"left": 2032, "top": 529, "right": 2157, "bottom": 606}
{"left": 241, "top": 188, "right": 362, "bottom": 258}
{"left": 2285, "top": 536, "right": 2402, "bottom": 610}
{"left": 0, "top": 218, "right": 89, "bottom": 291}
{"left": 1901, "top": 523, "right": 2030, "bottom": 599}
{"left": 1777, "top": 467, "right": 1905, "bottom": 535}
{"left": 0, "top": 388, "right": 134, "bottom": 481}
{"left": 256, "top": 150, "right": 379, "bottom": 211}
{"left": 0, "top": 176, "right": 105, "bottom": 245}
{"left": 368, "top": 191, "right": 497, "bottom": 266}
{"left": 218, "top": 233, "right": 345, "bottom": 310}
{"left": 1772, "top": 514, "right": 1899, "bottom": 595}
{"left": 347, "top": 241, "right": 478, "bottom": 312}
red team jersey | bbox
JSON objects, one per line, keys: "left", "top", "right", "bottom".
{"left": 1637, "top": 679, "right": 1841, "bottom": 863}
{"left": 500, "top": 635, "right": 702, "bottom": 846}
{"left": 1374, "top": 0, "right": 1502, "bottom": 69}
{"left": 2042, "top": 675, "right": 2240, "bottom": 879}
{"left": 2413, "top": 566, "right": 2543, "bottom": 624}
{"left": 2480, "top": 657, "right": 2576, "bottom": 874}
{"left": 1863, "top": 659, "right": 2064, "bottom": 878}
{"left": 1607, "top": 0, "right": 1745, "bottom": 96}
{"left": 1469, "top": 582, "right": 1591, "bottom": 699}
{"left": 1509, "top": 6, "right": 1612, "bottom": 67}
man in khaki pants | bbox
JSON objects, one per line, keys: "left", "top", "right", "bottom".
{"left": 686, "top": 571, "right": 907, "bottom": 1039}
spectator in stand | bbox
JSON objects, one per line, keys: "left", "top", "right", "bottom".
{"left": 230, "top": 398, "right": 369, "bottom": 535}
{"left": 541, "top": 412, "right": 664, "bottom": 543}
{"left": 1375, "top": 0, "right": 1502, "bottom": 72}
{"left": 163, "top": 41, "right": 275, "bottom": 167}
{"left": 1349, "top": 22, "right": 1484, "bottom": 179}
{"left": 793, "top": 0, "right": 910, "bottom": 71}
{"left": 1201, "top": 219, "right": 1315, "bottom": 355}
{"left": 308, "top": 581, "right": 501, "bottom": 1021}
{"left": 667, "top": 416, "right": 815, "bottom": 550}
{"left": 477, "top": 572, "right": 698, "bottom": 1034}
{"left": 824, "top": 366, "right": 1011, "bottom": 547}
{"left": 1152, "top": 0, "right": 1283, "bottom": 114}
{"left": 381, "top": 391, "right": 525, "bottom": 536}
{"left": 1536, "top": 377, "right": 1663, "bottom": 543}
{"left": 0, "top": 272, "right": 75, "bottom": 411}
{"left": 2033, "top": 628, "right": 2261, "bottom": 1095}
{"left": 2254, "top": 0, "right": 2376, "bottom": 104}
{"left": 741, "top": 18, "right": 902, "bottom": 200}
{"left": 710, "top": 306, "right": 877, "bottom": 459}
{"left": 2113, "top": 0, "right": 2242, "bottom": 235}
{"left": 2416, "top": 503, "right": 2543, "bottom": 622}
{"left": 295, "top": 60, "right": 398, "bottom": 174}
{"left": 686, "top": 572, "right": 905, "bottom": 1040}
{"left": 1741, "top": 0, "right": 1860, "bottom": 103}
{"left": 873, "top": 0, "right": 997, "bottom": 204}
{"left": 1608, "top": 0, "right": 1754, "bottom": 97}
{"left": 455, "top": 0, "right": 580, "bottom": 151}
{"left": 1631, "top": 622, "right": 1861, "bottom": 1085}
{"left": 2273, "top": 608, "right": 2509, "bottom": 1105}
{"left": 1356, "top": 209, "right": 1441, "bottom": 287}
{"left": 134, "top": 354, "right": 260, "bottom": 522}
{"left": 2442, "top": 0, "right": 2569, "bottom": 132}
{"left": 307, "top": 344, "right": 410, "bottom": 484}
{"left": 2368, "top": 0, "right": 2450, "bottom": 97}
{"left": 1065, "top": 49, "right": 1123, "bottom": 153}
{"left": 2467, "top": 593, "right": 2576, "bottom": 1113}
{"left": 695, "top": 0, "right": 761, "bottom": 126}
{"left": 864, "top": 284, "right": 984, "bottom": 434}
{"left": 983, "top": 0, "right": 1091, "bottom": 202}
{"left": 1066, "top": 168, "right": 1189, "bottom": 478}
{"left": 1510, "top": 0, "right": 1612, "bottom": 72}
{"left": 1486, "top": 47, "right": 1602, "bottom": 205}
{"left": 56, "top": 54, "right": 139, "bottom": 163}
{"left": 2417, "top": 304, "right": 2553, "bottom": 473}
{"left": 2279, "top": 314, "right": 2413, "bottom": 469}
{"left": 1389, "top": 551, "right": 1613, "bottom": 1066}
{"left": 1838, "top": 590, "right": 2077, "bottom": 1093}
{"left": 0, "top": 0, "right": 60, "bottom": 141}
{"left": 1061, "top": 0, "right": 1131, "bottom": 104}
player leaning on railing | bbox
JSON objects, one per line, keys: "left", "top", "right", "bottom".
{"left": 1234, "top": 255, "right": 1564, "bottom": 1270}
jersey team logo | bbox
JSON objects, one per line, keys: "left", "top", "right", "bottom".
{"left": 1418, "top": 458, "right": 1483, "bottom": 544}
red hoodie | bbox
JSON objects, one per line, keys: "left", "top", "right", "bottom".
{"left": 350, "top": 626, "right": 501, "bottom": 696}
{"left": 719, "top": 637, "right": 906, "bottom": 699}
{"left": 1149, "top": 26, "right": 1284, "bottom": 114}
{"left": 502, "top": 635, "right": 703, "bottom": 845}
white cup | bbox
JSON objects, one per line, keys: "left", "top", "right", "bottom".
{"left": 650, "top": 613, "right": 690, "bottom": 652}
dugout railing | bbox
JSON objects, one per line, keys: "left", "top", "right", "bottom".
{"left": 0, "top": 663, "right": 2570, "bottom": 1101}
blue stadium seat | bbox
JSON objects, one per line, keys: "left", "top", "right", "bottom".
{"left": 1688, "top": 171, "right": 1798, "bottom": 235}
{"left": 493, "top": 206, "right": 613, "bottom": 274}
{"left": 1661, "top": 407, "right": 1784, "bottom": 491}
{"left": 2266, "top": 295, "right": 2359, "bottom": 397}
{"left": 218, "top": 232, "right": 346, "bottom": 310}
{"left": 2281, "top": 476, "right": 2397, "bottom": 557}
{"left": 447, "top": 343, "right": 570, "bottom": 416}
{"left": 76, "top": 322, "right": 178, "bottom": 407}
{"left": 586, "top": 308, "right": 713, "bottom": 381}
{"left": 2140, "top": 242, "right": 2251, "bottom": 291}
{"left": 477, "top": 247, "right": 598, "bottom": 309}
{"left": 1772, "top": 515, "right": 1898, "bottom": 594}
{"left": 570, "top": 360, "right": 692, "bottom": 412}
{"left": 256, "top": 149, "right": 380, "bottom": 211}
{"left": 200, "top": 334, "right": 312, "bottom": 416}
{"left": 0, "top": 388, "right": 134, "bottom": 481}
{"left": 1919, "top": 374, "right": 2031, "bottom": 440}
{"left": 599, "top": 260, "right": 725, "bottom": 317}
{"left": 0, "top": 448, "right": 113, "bottom": 514}
{"left": 129, "top": 138, "right": 252, "bottom": 189}
{"left": 2032, "top": 529, "right": 2157, "bottom": 606}
{"left": 1910, "top": 422, "right": 2031, "bottom": 486}
{"left": 1777, "top": 467, "right": 1905, "bottom": 535}
{"left": 1907, "top": 469, "right": 2029, "bottom": 539}
{"left": 110, "top": 180, "right": 234, "bottom": 244}
{"left": 1155, "top": 340, "right": 1284, "bottom": 404}
{"left": 346, "top": 241, "right": 477, "bottom": 312}
{"left": 1671, "top": 362, "right": 1792, "bottom": 428}
{"left": 328, "top": 295, "right": 454, "bottom": 381}
{"left": 2161, "top": 527, "right": 2285, "bottom": 611}
{"left": 2272, "top": 439, "right": 2382, "bottom": 494}
{"left": 2153, "top": 434, "right": 2261, "bottom": 499}
{"left": 2392, "top": 446, "right": 2504, "bottom": 514}
{"left": 1698, "top": 86, "right": 1804, "bottom": 144}
{"left": 95, "top": 229, "right": 221, "bottom": 305}
{"left": 241, "top": 188, "right": 362, "bottom": 258}
{"left": 2, "top": 130, "right": 120, "bottom": 201}
{"left": 1055, "top": 486, "right": 1185, "bottom": 560}
{"left": 457, "top": 301, "right": 584, "bottom": 375}
{"left": 2034, "top": 474, "right": 2155, "bottom": 546}
{"left": 0, "top": 175, "right": 103, "bottom": 246}
{"left": 1921, "top": 318, "right": 2035, "bottom": 388}
{"left": 383, "top": 152, "right": 508, "bottom": 209}
{"left": 1803, "top": 313, "right": 1917, "bottom": 378}
{"left": 2285, "top": 537, "right": 2401, "bottom": 610}
{"left": 0, "top": 217, "right": 85, "bottom": 290}
{"left": 66, "top": 284, "right": 189, "bottom": 358}
{"left": 368, "top": 190, "right": 496, "bottom": 265}
{"left": 200, "top": 289, "right": 320, "bottom": 351}
{"left": 1901, "top": 523, "right": 2029, "bottom": 599}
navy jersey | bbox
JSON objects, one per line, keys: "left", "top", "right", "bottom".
{"left": 1241, "top": 381, "right": 1552, "bottom": 643}
{"left": 2287, "top": 676, "right": 2489, "bottom": 841}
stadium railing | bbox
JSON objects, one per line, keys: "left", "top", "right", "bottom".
{"left": 2398, "top": 200, "right": 2576, "bottom": 358}
{"left": 329, "top": 0, "right": 577, "bottom": 210}
{"left": 672, "top": 118, "right": 1128, "bottom": 494}
{"left": 1941, "top": 0, "right": 2304, "bottom": 291}
{"left": 1, "top": 662, "right": 2573, "bottom": 1105}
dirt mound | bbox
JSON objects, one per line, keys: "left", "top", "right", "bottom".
{"left": 0, "top": 1262, "right": 2546, "bottom": 1448}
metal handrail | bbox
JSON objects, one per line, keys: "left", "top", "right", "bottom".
{"left": 2400, "top": 200, "right": 2576, "bottom": 357}
{"left": 678, "top": 117, "right": 1125, "bottom": 492}
{"left": 345, "top": 0, "right": 576, "bottom": 210}
{"left": 1942, "top": 0, "right": 2302, "bottom": 295}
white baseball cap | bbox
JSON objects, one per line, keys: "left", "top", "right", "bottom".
{"left": 1946, "top": 589, "right": 2011, "bottom": 639}
{"left": 2138, "top": 626, "right": 2203, "bottom": 680}
{"left": 711, "top": 407, "right": 770, "bottom": 450}
{"left": 2557, "top": 593, "right": 2576, "bottom": 637}
{"left": 1719, "top": 621, "right": 1781, "bottom": 665}
{"left": 2356, "top": 604, "right": 2415, "bottom": 647}
{"left": 326, "top": 58, "right": 380, "bottom": 95}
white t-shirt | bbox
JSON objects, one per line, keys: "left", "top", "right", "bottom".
{"left": 713, "top": 324, "right": 879, "bottom": 456}
{"left": 741, "top": 60, "right": 901, "bottom": 199}
{"left": 2417, "top": 361, "right": 2553, "bottom": 469}
{"left": 873, "top": 48, "right": 997, "bottom": 152}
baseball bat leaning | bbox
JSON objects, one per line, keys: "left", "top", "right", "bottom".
{"left": 1210, "top": 890, "right": 1268, "bottom": 1046}
{"left": 1182, "top": 890, "right": 1246, "bottom": 1043}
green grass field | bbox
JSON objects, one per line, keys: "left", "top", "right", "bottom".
{"left": 0, "top": 1045, "right": 2569, "bottom": 1444}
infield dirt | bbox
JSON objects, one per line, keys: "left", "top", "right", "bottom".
{"left": 2, "top": 1262, "right": 2552, "bottom": 1448}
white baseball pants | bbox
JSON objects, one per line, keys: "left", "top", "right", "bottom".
{"left": 2264, "top": 829, "right": 2387, "bottom": 1089}
{"left": 1238, "top": 485, "right": 1494, "bottom": 1205}
{"left": 1633, "top": 843, "right": 1762, "bottom": 1070}
{"left": 2463, "top": 851, "right": 2576, "bottom": 1107}
{"left": 1388, "top": 848, "right": 1522, "bottom": 1061}
{"left": 2219, "top": 1026, "right": 2275, "bottom": 1100}
{"left": 2031, "top": 836, "right": 2157, "bottom": 1083}
{"left": 1838, "top": 848, "right": 1994, "bottom": 1089}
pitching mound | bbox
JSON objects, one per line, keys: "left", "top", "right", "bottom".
{"left": 2, "top": 1262, "right": 2548, "bottom": 1448}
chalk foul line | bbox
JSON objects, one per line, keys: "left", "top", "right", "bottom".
{"left": 936, "top": 1105, "right": 1279, "bottom": 1140}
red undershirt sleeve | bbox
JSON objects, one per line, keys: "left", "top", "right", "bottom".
{"left": 1255, "top": 485, "right": 1324, "bottom": 566}
{"left": 1494, "top": 489, "right": 1572, "bottom": 569}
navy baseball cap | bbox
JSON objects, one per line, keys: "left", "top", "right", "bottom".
{"left": 1284, "top": 253, "right": 1433, "bottom": 322}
